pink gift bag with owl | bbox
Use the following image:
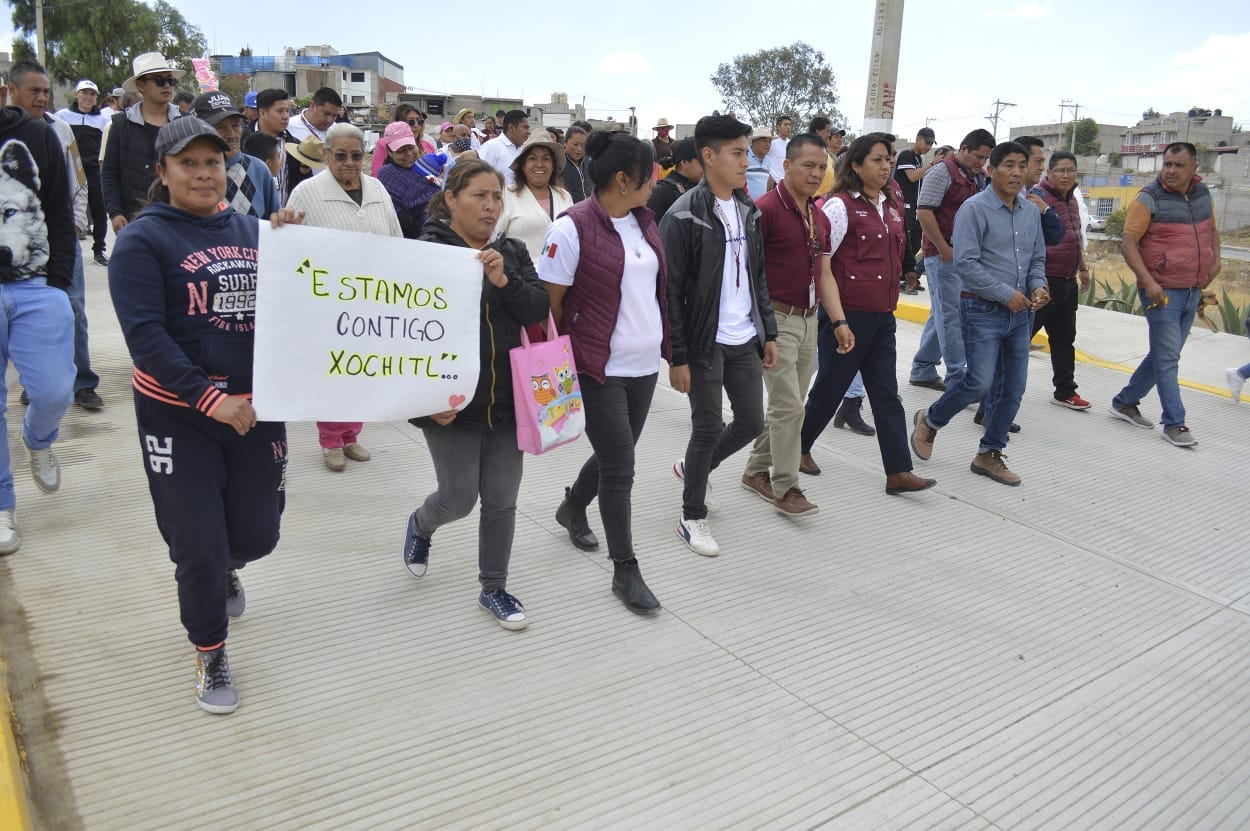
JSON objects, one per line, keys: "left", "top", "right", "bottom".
{"left": 510, "top": 312, "right": 585, "bottom": 455}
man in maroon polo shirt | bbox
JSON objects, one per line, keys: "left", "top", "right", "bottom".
{"left": 741, "top": 133, "right": 853, "bottom": 516}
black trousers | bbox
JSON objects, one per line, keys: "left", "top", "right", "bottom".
{"left": 800, "top": 309, "right": 913, "bottom": 475}
{"left": 135, "top": 392, "right": 287, "bottom": 647}
{"left": 1032, "top": 277, "right": 1079, "bottom": 399}
{"left": 84, "top": 166, "right": 107, "bottom": 255}
{"left": 568, "top": 373, "right": 658, "bottom": 560}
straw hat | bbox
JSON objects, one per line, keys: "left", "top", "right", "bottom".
{"left": 455, "top": 108, "right": 476, "bottom": 125}
{"left": 510, "top": 134, "right": 566, "bottom": 180}
{"left": 653, "top": 117, "right": 672, "bottom": 130}
{"left": 286, "top": 136, "right": 327, "bottom": 171}
{"left": 122, "top": 52, "right": 185, "bottom": 93}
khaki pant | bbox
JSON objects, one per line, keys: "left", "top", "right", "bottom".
{"left": 744, "top": 310, "right": 818, "bottom": 494}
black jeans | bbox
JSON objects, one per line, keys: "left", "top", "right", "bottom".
{"left": 84, "top": 166, "right": 107, "bottom": 255}
{"left": 682, "top": 340, "right": 764, "bottom": 520}
{"left": 800, "top": 310, "right": 913, "bottom": 474}
{"left": 568, "top": 373, "right": 657, "bottom": 561}
{"left": 1032, "top": 276, "right": 1079, "bottom": 399}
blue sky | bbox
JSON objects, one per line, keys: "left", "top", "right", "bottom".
{"left": 6, "top": 0, "right": 1249, "bottom": 146}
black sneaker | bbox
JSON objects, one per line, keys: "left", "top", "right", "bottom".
{"left": 973, "top": 410, "right": 1020, "bottom": 433}
{"left": 909, "top": 378, "right": 946, "bottom": 392}
{"left": 195, "top": 645, "right": 239, "bottom": 714}
{"left": 226, "top": 569, "right": 246, "bottom": 617}
{"left": 93, "top": 252, "right": 109, "bottom": 267}
{"left": 403, "top": 511, "right": 431, "bottom": 577}
{"left": 75, "top": 389, "right": 104, "bottom": 409}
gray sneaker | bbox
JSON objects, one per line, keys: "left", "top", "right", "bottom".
{"left": 195, "top": 645, "right": 239, "bottom": 714}
{"left": 0, "top": 509, "right": 20, "bottom": 555}
{"left": 1109, "top": 404, "right": 1154, "bottom": 429}
{"left": 1162, "top": 425, "right": 1198, "bottom": 447}
{"left": 29, "top": 447, "right": 60, "bottom": 493}
{"left": 226, "top": 569, "right": 246, "bottom": 617}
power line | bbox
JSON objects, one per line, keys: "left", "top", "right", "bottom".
{"left": 985, "top": 99, "right": 1015, "bottom": 140}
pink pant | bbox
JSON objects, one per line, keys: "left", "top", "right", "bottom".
{"left": 317, "top": 421, "right": 362, "bottom": 449}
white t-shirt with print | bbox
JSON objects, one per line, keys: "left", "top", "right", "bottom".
{"left": 538, "top": 213, "right": 663, "bottom": 378}
{"left": 714, "top": 196, "right": 756, "bottom": 346}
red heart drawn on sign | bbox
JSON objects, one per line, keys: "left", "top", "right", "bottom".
{"left": 448, "top": 394, "right": 466, "bottom": 409}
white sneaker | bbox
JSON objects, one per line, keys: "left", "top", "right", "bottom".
{"left": 677, "top": 515, "right": 721, "bottom": 557}
{"left": 1226, "top": 368, "right": 1245, "bottom": 403}
{"left": 0, "top": 510, "right": 20, "bottom": 555}
{"left": 29, "top": 447, "right": 61, "bottom": 493}
{"left": 672, "top": 459, "right": 719, "bottom": 513}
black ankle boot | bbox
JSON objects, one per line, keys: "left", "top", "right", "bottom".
{"left": 612, "top": 559, "right": 660, "bottom": 615}
{"left": 556, "top": 487, "right": 599, "bottom": 551}
{"left": 833, "top": 396, "right": 876, "bottom": 436}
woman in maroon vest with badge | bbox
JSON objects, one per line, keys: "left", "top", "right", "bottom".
{"left": 800, "top": 133, "right": 936, "bottom": 495}
{"left": 538, "top": 132, "right": 671, "bottom": 616}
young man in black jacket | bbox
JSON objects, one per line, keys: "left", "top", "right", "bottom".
{"left": 647, "top": 138, "right": 702, "bottom": 221}
{"left": 0, "top": 94, "right": 78, "bottom": 554}
{"left": 55, "top": 80, "right": 111, "bottom": 265}
{"left": 661, "top": 115, "right": 778, "bottom": 558}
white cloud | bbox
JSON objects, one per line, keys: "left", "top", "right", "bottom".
{"left": 597, "top": 51, "right": 652, "bottom": 77}
{"left": 987, "top": 3, "right": 1053, "bottom": 19}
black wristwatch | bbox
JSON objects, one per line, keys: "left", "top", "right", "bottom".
{"left": 831, "top": 319, "right": 848, "bottom": 329}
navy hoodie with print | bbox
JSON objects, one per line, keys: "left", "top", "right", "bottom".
{"left": 109, "top": 202, "right": 260, "bottom": 417}
{"left": 0, "top": 106, "right": 75, "bottom": 289}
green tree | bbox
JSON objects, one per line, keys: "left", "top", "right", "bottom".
{"left": 1063, "top": 117, "right": 1101, "bottom": 156}
{"left": 710, "top": 41, "right": 847, "bottom": 130}
{"left": 9, "top": 0, "right": 207, "bottom": 93}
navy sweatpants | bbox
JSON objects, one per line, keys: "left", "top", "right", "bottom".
{"left": 134, "top": 392, "right": 287, "bottom": 648}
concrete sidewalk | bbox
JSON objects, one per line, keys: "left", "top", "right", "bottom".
{"left": 2, "top": 251, "right": 1250, "bottom": 830}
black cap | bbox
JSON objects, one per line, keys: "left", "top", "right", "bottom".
{"left": 832, "top": 128, "right": 847, "bottom": 136}
{"left": 155, "top": 116, "right": 230, "bottom": 158}
{"left": 191, "top": 92, "right": 242, "bottom": 127}
{"left": 917, "top": 127, "right": 936, "bottom": 141}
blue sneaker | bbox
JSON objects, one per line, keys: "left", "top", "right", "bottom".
{"left": 478, "top": 588, "right": 528, "bottom": 630}
{"left": 403, "top": 512, "right": 431, "bottom": 577}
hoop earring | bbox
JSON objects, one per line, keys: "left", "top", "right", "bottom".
{"left": 620, "top": 187, "right": 627, "bottom": 194}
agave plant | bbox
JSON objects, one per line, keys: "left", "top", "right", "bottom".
{"left": 1215, "top": 289, "right": 1250, "bottom": 335}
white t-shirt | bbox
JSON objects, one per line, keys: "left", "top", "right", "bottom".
{"left": 765, "top": 136, "right": 789, "bottom": 182}
{"left": 538, "top": 213, "right": 663, "bottom": 378}
{"left": 714, "top": 197, "right": 756, "bottom": 346}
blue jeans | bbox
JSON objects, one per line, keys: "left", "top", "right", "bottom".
{"left": 846, "top": 372, "right": 866, "bottom": 398}
{"left": 926, "top": 297, "right": 1031, "bottom": 453}
{"left": 65, "top": 248, "right": 99, "bottom": 393}
{"left": 1113, "top": 287, "right": 1200, "bottom": 428}
{"left": 0, "top": 277, "right": 75, "bottom": 510}
{"left": 909, "top": 256, "right": 966, "bottom": 385}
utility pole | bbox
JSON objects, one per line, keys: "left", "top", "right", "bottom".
{"left": 861, "top": 0, "right": 905, "bottom": 134}
{"left": 1059, "top": 100, "right": 1082, "bottom": 151}
{"left": 924, "top": 115, "right": 937, "bottom": 128}
{"left": 35, "top": 0, "right": 46, "bottom": 66}
{"left": 985, "top": 99, "right": 1015, "bottom": 140}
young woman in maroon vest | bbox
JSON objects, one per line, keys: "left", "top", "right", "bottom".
{"left": 800, "top": 133, "right": 936, "bottom": 495}
{"left": 538, "top": 132, "right": 671, "bottom": 616}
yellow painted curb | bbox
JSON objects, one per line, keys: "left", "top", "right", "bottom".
{"left": 0, "top": 658, "right": 33, "bottom": 831}
{"left": 892, "top": 301, "right": 1235, "bottom": 400}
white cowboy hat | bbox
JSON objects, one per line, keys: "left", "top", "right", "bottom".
{"left": 123, "top": 52, "right": 185, "bottom": 93}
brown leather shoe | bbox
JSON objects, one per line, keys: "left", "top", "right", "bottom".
{"left": 740, "top": 470, "right": 774, "bottom": 502}
{"left": 909, "top": 409, "right": 936, "bottom": 461}
{"left": 799, "top": 453, "right": 821, "bottom": 476}
{"left": 971, "top": 449, "right": 1021, "bottom": 486}
{"left": 885, "top": 471, "right": 937, "bottom": 495}
{"left": 774, "top": 487, "right": 818, "bottom": 516}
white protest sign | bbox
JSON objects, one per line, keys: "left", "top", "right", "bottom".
{"left": 253, "top": 223, "right": 482, "bottom": 422}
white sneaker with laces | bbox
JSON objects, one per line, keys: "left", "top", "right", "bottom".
{"left": 677, "top": 515, "right": 721, "bottom": 557}
{"left": 29, "top": 447, "right": 61, "bottom": 493}
{"left": 0, "top": 509, "right": 20, "bottom": 555}
{"left": 1226, "top": 368, "right": 1245, "bottom": 403}
{"left": 672, "top": 459, "right": 719, "bottom": 513}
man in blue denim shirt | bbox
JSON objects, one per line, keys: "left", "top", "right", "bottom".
{"left": 909, "top": 142, "right": 1049, "bottom": 486}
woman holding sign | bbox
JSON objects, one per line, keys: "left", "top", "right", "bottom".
{"left": 403, "top": 159, "right": 550, "bottom": 631}
{"left": 287, "top": 122, "right": 403, "bottom": 472}
{"left": 109, "top": 117, "right": 303, "bottom": 714}
{"left": 538, "top": 132, "right": 670, "bottom": 616}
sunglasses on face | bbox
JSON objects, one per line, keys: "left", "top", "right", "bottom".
{"left": 144, "top": 76, "right": 178, "bottom": 87}
{"left": 332, "top": 151, "right": 364, "bottom": 162}
{"left": 406, "top": 118, "right": 425, "bottom": 127}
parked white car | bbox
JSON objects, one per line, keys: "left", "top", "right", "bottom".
{"left": 1087, "top": 216, "right": 1107, "bottom": 232}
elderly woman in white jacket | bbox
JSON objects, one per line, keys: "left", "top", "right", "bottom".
{"left": 493, "top": 135, "right": 573, "bottom": 261}
{"left": 287, "top": 122, "right": 403, "bottom": 471}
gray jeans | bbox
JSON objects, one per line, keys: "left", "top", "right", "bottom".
{"left": 417, "top": 422, "right": 524, "bottom": 591}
